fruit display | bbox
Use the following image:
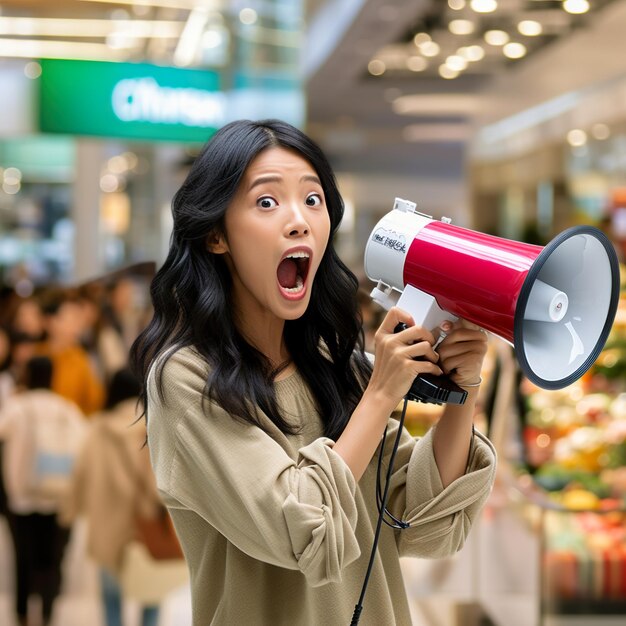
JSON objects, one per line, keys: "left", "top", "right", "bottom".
{"left": 514, "top": 266, "right": 626, "bottom": 614}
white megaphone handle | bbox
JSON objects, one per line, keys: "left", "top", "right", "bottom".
{"left": 525, "top": 279, "right": 569, "bottom": 322}
{"left": 395, "top": 284, "right": 458, "bottom": 332}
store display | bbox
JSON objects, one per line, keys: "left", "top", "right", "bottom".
{"left": 513, "top": 265, "right": 626, "bottom": 618}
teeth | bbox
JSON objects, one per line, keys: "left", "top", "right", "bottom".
{"left": 283, "top": 276, "right": 304, "bottom": 294}
{"left": 286, "top": 251, "right": 309, "bottom": 260}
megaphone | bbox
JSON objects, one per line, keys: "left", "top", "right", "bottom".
{"left": 364, "top": 198, "right": 620, "bottom": 404}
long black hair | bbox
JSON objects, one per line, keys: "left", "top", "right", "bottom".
{"left": 130, "top": 119, "right": 372, "bottom": 440}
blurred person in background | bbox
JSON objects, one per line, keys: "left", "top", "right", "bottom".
{"left": 61, "top": 368, "right": 163, "bottom": 626}
{"left": 8, "top": 332, "right": 40, "bottom": 392}
{"left": 0, "top": 325, "right": 15, "bottom": 520}
{"left": 0, "top": 325, "right": 14, "bottom": 405}
{"left": 75, "top": 283, "right": 107, "bottom": 371}
{"left": 0, "top": 356, "right": 85, "bottom": 626}
{"left": 131, "top": 119, "right": 495, "bottom": 625}
{"left": 95, "top": 279, "right": 142, "bottom": 383}
{"left": 36, "top": 288, "right": 105, "bottom": 415}
{"left": 3, "top": 295, "right": 46, "bottom": 343}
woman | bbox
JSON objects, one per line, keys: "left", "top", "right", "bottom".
{"left": 61, "top": 368, "right": 163, "bottom": 626}
{"left": 0, "top": 356, "right": 84, "bottom": 626}
{"left": 131, "top": 119, "right": 496, "bottom": 625}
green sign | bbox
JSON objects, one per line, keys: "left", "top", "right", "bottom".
{"left": 38, "top": 59, "right": 223, "bottom": 143}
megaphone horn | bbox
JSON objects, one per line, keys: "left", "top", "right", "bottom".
{"left": 364, "top": 198, "right": 620, "bottom": 397}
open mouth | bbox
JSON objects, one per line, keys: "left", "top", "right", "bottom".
{"left": 277, "top": 250, "right": 311, "bottom": 295}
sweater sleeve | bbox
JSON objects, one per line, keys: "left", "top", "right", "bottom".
{"left": 382, "top": 419, "right": 496, "bottom": 559}
{"left": 146, "top": 349, "right": 361, "bottom": 587}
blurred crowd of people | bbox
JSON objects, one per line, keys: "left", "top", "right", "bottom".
{"left": 0, "top": 277, "right": 184, "bottom": 626}
{"left": 0, "top": 275, "right": 395, "bottom": 626}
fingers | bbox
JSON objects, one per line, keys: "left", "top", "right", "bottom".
{"left": 374, "top": 307, "right": 442, "bottom": 372}
{"left": 401, "top": 340, "right": 440, "bottom": 366}
{"left": 436, "top": 322, "right": 488, "bottom": 382}
{"left": 378, "top": 307, "right": 415, "bottom": 335}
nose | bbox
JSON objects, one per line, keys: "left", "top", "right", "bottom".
{"left": 285, "top": 203, "right": 310, "bottom": 238}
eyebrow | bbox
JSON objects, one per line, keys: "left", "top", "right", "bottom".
{"left": 247, "top": 174, "right": 322, "bottom": 192}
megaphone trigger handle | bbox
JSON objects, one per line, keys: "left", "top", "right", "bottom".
{"left": 392, "top": 323, "right": 467, "bottom": 406}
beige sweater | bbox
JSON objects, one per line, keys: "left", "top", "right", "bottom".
{"left": 147, "top": 347, "right": 496, "bottom": 626}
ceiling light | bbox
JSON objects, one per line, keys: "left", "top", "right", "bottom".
{"left": 503, "top": 42, "right": 527, "bottom": 59}
{"left": 448, "top": 0, "right": 466, "bottom": 9}
{"left": 174, "top": 6, "right": 209, "bottom": 66}
{"left": 406, "top": 56, "right": 427, "bottom": 72}
{"left": 446, "top": 55, "right": 468, "bottom": 71}
{"left": 0, "top": 17, "right": 183, "bottom": 38}
{"left": 24, "top": 61, "right": 42, "bottom": 79}
{"left": 392, "top": 94, "right": 480, "bottom": 116}
{"left": 591, "top": 123, "right": 610, "bottom": 140}
{"left": 439, "top": 64, "right": 459, "bottom": 79}
{"left": 239, "top": 8, "right": 258, "bottom": 25}
{"left": 4, "top": 168, "right": 22, "bottom": 183}
{"left": 79, "top": 0, "right": 201, "bottom": 8}
{"left": 413, "top": 32, "right": 431, "bottom": 46}
{"left": 202, "top": 29, "right": 224, "bottom": 49}
{"left": 563, "top": 0, "right": 590, "bottom": 15}
{"left": 419, "top": 41, "right": 440, "bottom": 57}
{"left": 106, "top": 31, "right": 139, "bottom": 50}
{"left": 449, "top": 19, "right": 475, "bottom": 35}
{"left": 462, "top": 44, "right": 485, "bottom": 61}
{"left": 518, "top": 20, "right": 542, "bottom": 36}
{"left": 0, "top": 38, "right": 129, "bottom": 61}
{"left": 567, "top": 129, "right": 587, "bottom": 146}
{"left": 484, "top": 30, "right": 509, "bottom": 46}
{"left": 368, "top": 59, "right": 386, "bottom": 76}
{"left": 470, "top": 0, "right": 497, "bottom": 13}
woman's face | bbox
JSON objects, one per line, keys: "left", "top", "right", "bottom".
{"left": 212, "top": 146, "right": 331, "bottom": 324}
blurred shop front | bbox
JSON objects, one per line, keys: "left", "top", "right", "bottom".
{"left": 0, "top": 0, "right": 304, "bottom": 291}
{"left": 465, "top": 69, "right": 626, "bottom": 626}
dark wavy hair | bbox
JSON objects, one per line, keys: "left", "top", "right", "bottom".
{"left": 130, "top": 119, "right": 372, "bottom": 440}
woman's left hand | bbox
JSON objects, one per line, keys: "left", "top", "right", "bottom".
{"left": 436, "top": 319, "right": 488, "bottom": 387}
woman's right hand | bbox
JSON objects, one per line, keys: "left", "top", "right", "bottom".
{"left": 366, "top": 307, "right": 443, "bottom": 409}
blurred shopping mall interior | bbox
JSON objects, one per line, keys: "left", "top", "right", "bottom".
{"left": 2, "top": 0, "right": 626, "bottom": 625}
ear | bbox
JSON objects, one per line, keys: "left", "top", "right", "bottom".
{"left": 206, "top": 230, "right": 229, "bottom": 255}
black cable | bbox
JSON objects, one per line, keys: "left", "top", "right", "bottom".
{"left": 350, "top": 397, "right": 410, "bottom": 625}
{"left": 376, "top": 419, "right": 410, "bottom": 530}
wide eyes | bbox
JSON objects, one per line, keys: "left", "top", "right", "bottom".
{"left": 257, "top": 193, "right": 323, "bottom": 210}
{"left": 258, "top": 197, "right": 278, "bottom": 209}
{"left": 305, "top": 193, "right": 322, "bottom": 207}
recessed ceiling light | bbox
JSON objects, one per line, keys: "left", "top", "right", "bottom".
{"left": 419, "top": 41, "right": 440, "bottom": 57}
{"left": 413, "top": 32, "right": 431, "bottom": 46}
{"left": 24, "top": 61, "right": 42, "bottom": 79}
{"left": 591, "top": 123, "right": 610, "bottom": 140}
{"left": 439, "top": 64, "right": 459, "bottom": 79}
{"left": 518, "top": 20, "right": 542, "bottom": 37}
{"left": 368, "top": 59, "right": 386, "bottom": 76}
{"left": 446, "top": 55, "right": 468, "bottom": 71}
{"left": 567, "top": 129, "right": 587, "bottom": 146}
{"left": 563, "top": 0, "right": 590, "bottom": 15}
{"left": 448, "top": 0, "right": 466, "bottom": 10}
{"left": 406, "top": 56, "right": 427, "bottom": 72}
{"left": 449, "top": 19, "right": 475, "bottom": 35}
{"left": 484, "top": 30, "right": 509, "bottom": 46}
{"left": 470, "top": 0, "right": 497, "bottom": 14}
{"left": 239, "top": 8, "right": 258, "bottom": 25}
{"left": 462, "top": 44, "right": 485, "bottom": 61}
{"left": 503, "top": 42, "right": 527, "bottom": 59}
